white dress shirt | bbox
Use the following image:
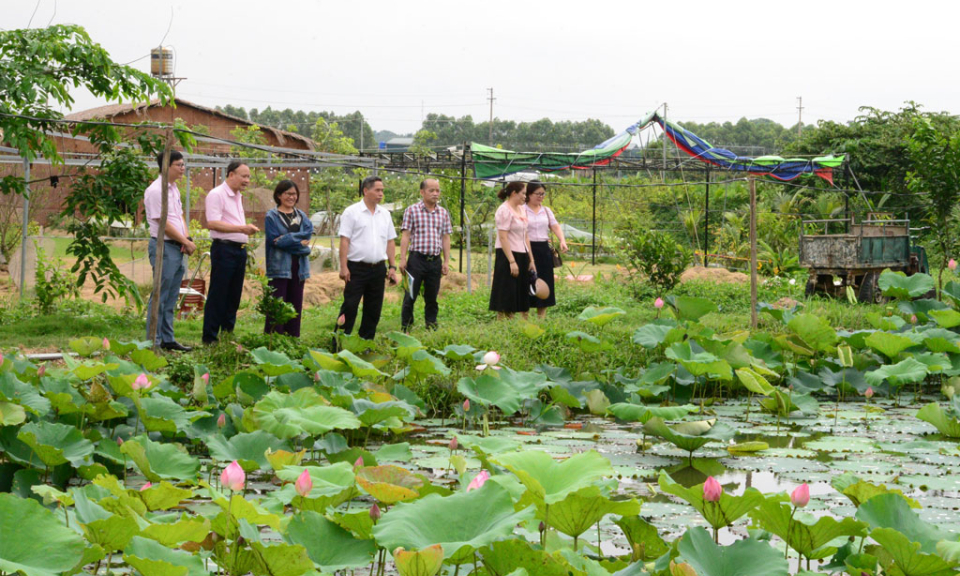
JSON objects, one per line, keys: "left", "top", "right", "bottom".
{"left": 338, "top": 200, "right": 397, "bottom": 263}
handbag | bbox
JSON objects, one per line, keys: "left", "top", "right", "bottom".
{"left": 551, "top": 245, "right": 563, "bottom": 268}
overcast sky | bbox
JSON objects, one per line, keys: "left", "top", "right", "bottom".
{"left": 9, "top": 0, "right": 960, "bottom": 137}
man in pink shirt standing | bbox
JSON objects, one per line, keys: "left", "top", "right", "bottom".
{"left": 202, "top": 161, "right": 259, "bottom": 344}
{"left": 143, "top": 150, "right": 196, "bottom": 351}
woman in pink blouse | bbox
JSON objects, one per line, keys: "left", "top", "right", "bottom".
{"left": 524, "top": 181, "right": 568, "bottom": 317}
{"left": 488, "top": 181, "right": 535, "bottom": 318}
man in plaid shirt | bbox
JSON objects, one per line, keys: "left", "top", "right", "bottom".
{"left": 399, "top": 179, "right": 453, "bottom": 331}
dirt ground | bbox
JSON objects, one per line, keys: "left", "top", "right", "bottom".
{"left": 680, "top": 266, "right": 749, "bottom": 285}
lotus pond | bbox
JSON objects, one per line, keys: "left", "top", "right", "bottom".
{"left": 2, "top": 270, "right": 960, "bottom": 576}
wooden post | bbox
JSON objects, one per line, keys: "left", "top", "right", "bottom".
{"left": 147, "top": 128, "right": 174, "bottom": 349}
{"left": 749, "top": 177, "right": 758, "bottom": 329}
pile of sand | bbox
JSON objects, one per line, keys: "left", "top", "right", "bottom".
{"left": 680, "top": 266, "right": 749, "bottom": 285}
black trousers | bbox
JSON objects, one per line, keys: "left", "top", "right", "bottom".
{"left": 401, "top": 251, "right": 442, "bottom": 330}
{"left": 338, "top": 261, "right": 387, "bottom": 340}
{"left": 203, "top": 241, "right": 247, "bottom": 343}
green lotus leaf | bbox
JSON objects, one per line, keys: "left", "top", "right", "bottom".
{"left": 836, "top": 478, "right": 920, "bottom": 509}
{"left": 758, "top": 301, "right": 799, "bottom": 325}
{"left": 352, "top": 399, "right": 417, "bottom": 428}
{"left": 137, "top": 481, "right": 194, "bottom": 511}
{"left": 130, "top": 348, "right": 168, "bottom": 371}
{"left": 457, "top": 374, "right": 522, "bottom": 415}
{"left": 120, "top": 435, "right": 200, "bottom": 482}
{"left": 644, "top": 417, "right": 735, "bottom": 458}
{"left": 920, "top": 329, "right": 960, "bottom": 354}
{"left": 479, "top": 539, "right": 571, "bottom": 576}
{"left": 542, "top": 485, "right": 640, "bottom": 546}
{"left": 0, "top": 401, "right": 25, "bottom": 425}
{"left": 774, "top": 334, "right": 815, "bottom": 357}
{"left": 736, "top": 367, "right": 775, "bottom": 396}
{"left": 943, "top": 280, "right": 960, "bottom": 307}
{"left": 139, "top": 395, "right": 202, "bottom": 434}
{"left": 879, "top": 270, "right": 935, "bottom": 300}
{"left": 578, "top": 306, "right": 626, "bottom": 327}
{"left": 912, "top": 352, "right": 951, "bottom": 373}
{"left": 249, "top": 346, "right": 299, "bottom": 377}
{"left": 665, "top": 342, "right": 732, "bottom": 380}
{"left": 30, "top": 484, "right": 73, "bottom": 506}
{"left": 584, "top": 389, "right": 610, "bottom": 415}
{"left": 0, "top": 372, "right": 51, "bottom": 416}
{"left": 565, "top": 331, "right": 603, "bottom": 353}
{"left": 868, "top": 527, "right": 957, "bottom": 576}
{"left": 856, "top": 494, "right": 953, "bottom": 554}
{"left": 665, "top": 295, "right": 718, "bottom": 322}
{"left": 916, "top": 402, "right": 960, "bottom": 438}
{"left": 284, "top": 510, "right": 376, "bottom": 571}
{"left": 520, "top": 321, "right": 546, "bottom": 339}
{"left": 727, "top": 441, "right": 769, "bottom": 454}
{"left": 607, "top": 403, "right": 696, "bottom": 423}
{"left": 123, "top": 535, "right": 207, "bottom": 576}
{"left": 750, "top": 497, "right": 867, "bottom": 560}
{"left": 936, "top": 541, "right": 960, "bottom": 566}
{"left": 408, "top": 350, "right": 451, "bottom": 377}
{"left": 387, "top": 331, "right": 426, "bottom": 359}
{"left": 393, "top": 544, "right": 444, "bottom": 576}
{"left": 658, "top": 471, "right": 764, "bottom": 530}
{"left": 930, "top": 309, "right": 960, "bottom": 329}
{"left": 140, "top": 517, "right": 210, "bottom": 547}
{"left": 758, "top": 389, "right": 819, "bottom": 417}
{"left": 614, "top": 515, "right": 670, "bottom": 562}
{"left": 865, "top": 331, "right": 919, "bottom": 360}
{"left": 676, "top": 526, "right": 789, "bottom": 576}
{"left": 435, "top": 344, "right": 477, "bottom": 360}
{"left": 899, "top": 299, "right": 949, "bottom": 324}
{"left": 492, "top": 449, "right": 614, "bottom": 506}
{"left": 338, "top": 349, "right": 387, "bottom": 378}
{"left": 253, "top": 388, "right": 361, "bottom": 439}
{"left": 787, "top": 314, "right": 838, "bottom": 353}
{"left": 455, "top": 434, "right": 521, "bottom": 457}
{"left": 843, "top": 553, "right": 879, "bottom": 576}
{"left": 204, "top": 430, "right": 290, "bottom": 471}
{"left": 306, "top": 349, "right": 350, "bottom": 372}
{"left": 0, "top": 492, "right": 86, "bottom": 576}
{"left": 17, "top": 421, "right": 94, "bottom": 468}
{"left": 371, "top": 480, "right": 535, "bottom": 564}
{"left": 274, "top": 462, "right": 358, "bottom": 510}
{"left": 246, "top": 542, "right": 314, "bottom": 576}
{"left": 632, "top": 319, "right": 682, "bottom": 349}
{"left": 356, "top": 464, "right": 423, "bottom": 504}
{"left": 69, "top": 336, "right": 104, "bottom": 358}
{"left": 865, "top": 357, "right": 929, "bottom": 388}
{"left": 73, "top": 490, "right": 141, "bottom": 552}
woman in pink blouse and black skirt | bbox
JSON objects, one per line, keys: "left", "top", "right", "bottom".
{"left": 524, "top": 181, "right": 568, "bottom": 317}
{"left": 489, "top": 181, "right": 536, "bottom": 318}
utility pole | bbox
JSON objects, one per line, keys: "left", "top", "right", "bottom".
{"left": 359, "top": 112, "right": 364, "bottom": 152}
{"left": 487, "top": 88, "right": 495, "bottom": 145}
{"left": 796, "top": 96, "right": 804, "bottom": 137}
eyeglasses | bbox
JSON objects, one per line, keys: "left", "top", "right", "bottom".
{"left": 530, "top": 192, "right": 546, "bottom": 197}
{"left": 281, "top": 191, "right": 298, "bottom": 197}
{"left": 171, "top": 162, "right": 185, "bottom": 168}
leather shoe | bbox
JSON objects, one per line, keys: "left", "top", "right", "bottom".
{"left": 160, "top": 341, "right": 193, "bottom": 352}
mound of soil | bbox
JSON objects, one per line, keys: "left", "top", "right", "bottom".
{"left": 680, "top": 266, "right": 749, "bottom": 285}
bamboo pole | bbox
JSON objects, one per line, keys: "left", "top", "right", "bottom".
{"left": 749, "top": 177, "right": 758, "bottom": 329}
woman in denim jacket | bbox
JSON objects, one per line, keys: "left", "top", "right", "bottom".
{"left": 264, "top": 180, "right": 313, "bottom": 336}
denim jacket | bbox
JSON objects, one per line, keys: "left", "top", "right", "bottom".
{"left": 264, "top": 208, "right": 313, "bottom": 281}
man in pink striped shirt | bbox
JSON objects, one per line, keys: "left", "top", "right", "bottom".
{"left": 202, "top": 161, "right": 259, "bottom": 344}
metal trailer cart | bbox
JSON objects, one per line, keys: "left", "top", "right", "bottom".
{"left": 799, "top": 216, "right": 930, "bottom": 303}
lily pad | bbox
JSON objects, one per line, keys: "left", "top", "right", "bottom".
{"left": 675, "top": 526, "right": 789, "bottom": 576}
{"left": 285, "top": 510, "right": 376, "bottom": 571}
{"left": 0, "top": 492, "right": 86, "bottom": 576}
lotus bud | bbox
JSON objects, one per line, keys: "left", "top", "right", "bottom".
{"left": 217, "top": 413, "right": 227, "bottom": 428}
{"left": 703, "top": 476, "right": 722, "bottom": 502}
{"left": 337, "top": 314, "right": 346, "bottom": 326}
{"left": 294, "top": 469, "right": 312, "bottom": 498}
{"left": 950, "top": 258, "right": 957, "bottom": 271}
{"left": 202, "top": 372, "right": 209, "bottom": 384}
{"left": 102, "top": 337, "right": 110, "bottom": 350}
{"left": 354, "top": 456, "right": 364, "bottom": 469}
{"left": 463, "top": 399, "right": 470, "bottom": 412}
{"left": 37, "top": 364, "right": 46, "bottom": 378}
{"left": 864, "top": 387, "right": 874, "bottom": 399}
{"left": 140, "top": 482, "right": 152, "bottom": 491}
{"left": 539, "top": 521, "right": 546, "bottom": 533}
{"left": 910, "top": 314, "right": 918, "bottom": 325}
{"left": 482, "top": 351, "right": 500, "bottom": 366}
{"left": 133, "top": 373, "right": 150, "bottom": 390}
{"left": 221, "top": 460, "right": 246, "bottom": 491}
{"left": 670, "top": 561, "right": 698, "bottom": 576}
{"left": 654, "top": 297, "right": 664, "bottom": 309}
{"left": 448, "top": 437, "right": 458, "bottom": 451}
{"left": 790, "top": 483, "right": 810, "bottom": 508}
{"left": 466, "top": 470, "right": 490, "bottom": 492}
{"left": 369, "top": 502, "right": 381, "bottom": 521}
{"left": 117, "top": 436, "right": 124, "bottom": 446}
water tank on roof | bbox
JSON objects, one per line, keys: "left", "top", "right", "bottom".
{"left": 150, "top": 46, "right": 174, "bottom": 76}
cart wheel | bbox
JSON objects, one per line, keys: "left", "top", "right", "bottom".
{"left": 804, "top": 277, "right": 817, "bottom": 297}
{"left": 858, "top": 272, "right": 884, "bottom": 304}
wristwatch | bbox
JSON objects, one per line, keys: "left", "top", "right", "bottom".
{"left": 389, "top": 265, "right": 397, "bottom": 270}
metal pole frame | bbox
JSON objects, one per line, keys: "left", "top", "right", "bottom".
{"left": 19, "top": 157, "right": 29, "bottom": 299}
{"left": 704, "top": 168, "right": 710, "bottom": 267}
{"left": 459, "top": 142, "right": 467, "bottom": 273}
{"left": 591, "top": 170, "right": 597, "bottom": 266}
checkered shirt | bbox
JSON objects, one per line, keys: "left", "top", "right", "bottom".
{"left": 401, "top": 201, "right": 453, "bottom": 255}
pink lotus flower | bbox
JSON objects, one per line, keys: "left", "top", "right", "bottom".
{"left": 703, "top": 476, "right": 722, "bottom": 502}
{"left": 865, "top": 387, "right": 874, "bottom": 399}
{"left": 140, "top": 482, "right": 152, "bottom": 491}
{"left": 654, "top": 297, "right": 665, "bottom": 310}
{"left": 449, "top": 437, "right": 458, "bottom": 451}
{"left": 354, "top": 456, "right": 364, "bottom": 469}
{"left": 294, "top": 469, "right": 312, "bottom": 498}
{"left": 37, "top": 364, "right": 46, "bottom": 377}
{"left": 337, "top": 314, "right": 346, "bottom": 326}
{"left": 466, "top": 470, "right": 490, "bottom": 492}
{"left": 221, "top": 461, "right": 245, "bottom": 491}
{"left": 117, "top": 436, "right": 124, "bottom": 446}
{"left": 201, "top": 372, "right": 209, "bottom": 384}
{"left": 370, "top": 502, "right": 382, "bottom": 521}
{"left": 950, "top": 259, "right": 957, "bottom": 271}
{"left": 102, "top": 338, "right": 110, "bottom": 350}
{"left": 475, "top": 350, "right": 502, "bottom": 371}
{"left": 132, "top": 373, "right": 150, "bottom": 391}
{"left": 463, "top": 399, "right": 470, "bottom": 412}
{"left": 910, "top": 315, "right": 918, "bottom": 325}
{"left": 217, "top": 413, "right": 227, "bottom": 428}
{"left": 791, "top": 483, "right": 810, "bottom": 508}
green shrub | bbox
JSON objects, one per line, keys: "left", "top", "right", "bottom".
{"left": 615, "top": 223, "right": 692, "bottom": 300}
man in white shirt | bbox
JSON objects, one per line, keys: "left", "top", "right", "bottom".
{"left": 335, "top": 176, "right": 398, "bottom": 341}
{"left": 143, "top": 151, "right": 196, "bottom": 351}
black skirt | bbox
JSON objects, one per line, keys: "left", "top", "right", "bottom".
{"left": 489, "top": 249, "right": 531, "bottom": 313}
{"left": 529, "top": 241, "right": 557, "bottom": 308}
